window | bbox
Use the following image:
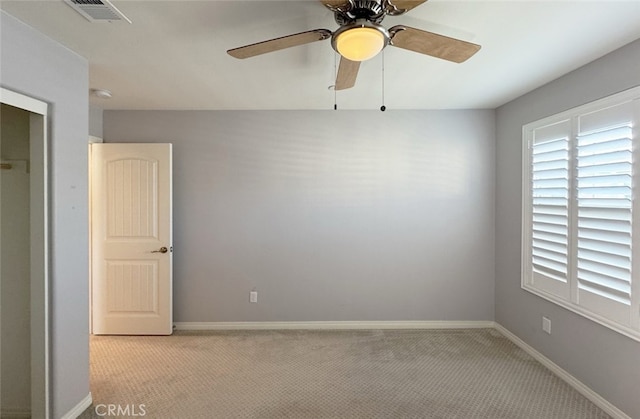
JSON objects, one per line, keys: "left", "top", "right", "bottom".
{"left": 522, "top": 86, "right": 640, "bottom": 341}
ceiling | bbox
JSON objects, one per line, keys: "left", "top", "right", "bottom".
{"left": 2, "top": 0, "right": 640, "bottom": 110}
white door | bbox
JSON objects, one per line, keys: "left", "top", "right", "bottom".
{"left": 91, "top": 143, "right": 172, "bottom": 335}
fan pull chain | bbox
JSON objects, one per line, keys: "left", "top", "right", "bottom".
{"left": 334, "top": 52, "right": 338, "bottom": 110}
{"left": 380, "top": 50, "right": 386, "bottom": 112}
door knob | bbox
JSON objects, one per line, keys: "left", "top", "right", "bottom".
{"left": 151, "top": 246, "right": 168, "bottom": 254}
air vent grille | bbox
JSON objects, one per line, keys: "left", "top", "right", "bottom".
{"left": 65, "top": 0, "right": 131, "bottom": 23}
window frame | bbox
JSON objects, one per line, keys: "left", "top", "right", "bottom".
{"left": 522, "top": 85, "right": 640, "bottom": 342}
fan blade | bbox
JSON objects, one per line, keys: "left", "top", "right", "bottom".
{"left": 387, "top": 0, "right": 428, "bottom": 13}
{"left": 389, "top": 25, "right": 480, "bottom": 63}
{"left": 228, "top": 29, "right": 332, "bottom": 59}
{"left": 319, "top": 0, "right": 350, "bottom": 12}
{"left": 335, "top": 57, "right": 360, "bottom": 90}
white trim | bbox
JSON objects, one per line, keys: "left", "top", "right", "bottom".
{"left": 174, "top": 320, "right": 495, "bottom": 331}
{"left": 88, "top": 144, "right": 93, "bottom": 334}
{"left": 60, "top": 393, "right": 92, "bottom": 419}
{"left": 0, "top": 87, "right": 47, "bottom": 115}
{"left": 1, "top": 88, "right": 50, "bottom": 419}
{"left": 494, "top": 324, "right": 631, "bottom": 419}
{"left": 88, "top": 135, "right": 103, "bottom": 144}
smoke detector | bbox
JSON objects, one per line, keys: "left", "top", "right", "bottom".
{"left": 91, "top": 89, "right": 112, "bottom": 99}
{"left": 65, "top": 0, "right": 131, "bottom": 23}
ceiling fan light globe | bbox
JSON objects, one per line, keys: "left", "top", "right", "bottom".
{"left": 336, "top": 27, "right": 385, "bottom": 61}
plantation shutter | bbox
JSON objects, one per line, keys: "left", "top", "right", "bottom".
{"left": 523, "top": 88, "right": 640, "bottom": 339}
{"left": 528, "top": 120, "right": 571, "bottom": 299}
{"left": 575, "top": 102, "right": 635, "bottom": 325}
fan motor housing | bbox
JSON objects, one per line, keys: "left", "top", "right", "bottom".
{"left": 334, "top": 0, "right": 386, "bottom": 25}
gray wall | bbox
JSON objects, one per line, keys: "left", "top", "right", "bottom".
{"left": 1, "top": 11, "right": 90, "bottom": 418}
{"left": 104, "top": 110, "right": 496, "bottom": 323}
{"left": 495, "top": 38, "right": 640, "bottom": 418}
{"left": 1, "top": 104, "right": 31, "bottom": 414}
{"left": 89, "top": 106, "right": 103, "bottom": 139}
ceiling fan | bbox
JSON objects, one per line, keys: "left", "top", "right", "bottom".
{"left": 227, "top": 0, "right": 481, "bottom": 90}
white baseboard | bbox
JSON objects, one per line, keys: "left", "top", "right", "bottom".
{"left": 0, "top": 409, "right": 31, "bottom": 419}
{"left": 494, "top": 324, "right": 630, "bottom": 419}
{"left": 174, "top": 320, "right": 495, "bottom": 331}
{"left": 60, "top": 393, "right": 92, "bottom": 419}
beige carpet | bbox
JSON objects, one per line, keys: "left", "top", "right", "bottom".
{"left": 80, "top": 329, "right": 610, "bottom": 418}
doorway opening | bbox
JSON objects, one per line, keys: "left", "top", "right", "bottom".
{"left": 0, "top": 88, "right": 49, "bottom": 419}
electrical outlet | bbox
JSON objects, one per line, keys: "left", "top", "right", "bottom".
{"left": 542, "top": 316, "right": 551, "bottom": 334}
{"left": 250, "top": 291, "right": 258, "bottom": 303}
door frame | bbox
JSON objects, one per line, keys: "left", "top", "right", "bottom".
{"left": 1, "top": 87, "right": 50, "bottom": 418}
{"left": 88, "top": 138, "right": 103, "bottom": 335}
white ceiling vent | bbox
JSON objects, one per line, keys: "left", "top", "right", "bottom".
{"left": 65, "top": 0, "right": 131, "bottom": 23}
